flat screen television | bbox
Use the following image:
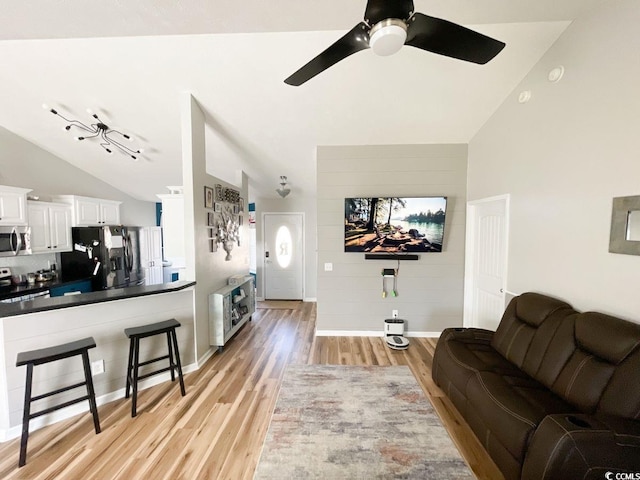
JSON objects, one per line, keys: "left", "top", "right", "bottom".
{"left": 344, "top": 196, "right": 447, "bottom": 253}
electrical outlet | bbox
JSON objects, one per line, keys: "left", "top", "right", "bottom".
{"left": 392, "top": 310, "right": 398, "bottom": 319}
{"left": 91, "top": 359, "right": 104, "bottom": 376}
{"left": 324, "top": 262, "right": 333, "bottom": 272}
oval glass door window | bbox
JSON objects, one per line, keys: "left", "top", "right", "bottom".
{"left": 275, "top": 226, "right": 293, "bottom": 268}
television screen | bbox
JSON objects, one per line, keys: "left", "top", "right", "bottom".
{"left": 344, "top": 196, "right": 447, "bottom": 253}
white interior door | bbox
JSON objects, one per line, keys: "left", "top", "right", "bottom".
{"left": 264, "top": 213, "right": 303, "bottom": 300}
{"left": 464, "top": 196, "right": 509, "bottom": 330}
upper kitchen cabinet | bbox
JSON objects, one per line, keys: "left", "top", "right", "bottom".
{"left": 0, "top": 185, "right": 31, "bottom": 225}
{"left": 52, "top": 195, "right": 121, "bottom": 226}
{"left": 28, "top": 201, "right": 72, "bottom": 253}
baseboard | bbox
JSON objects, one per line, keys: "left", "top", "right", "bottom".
{"left": 303, "top": 297, "right": 317, "bottom": 302}
{"left": 0, "top": 361, "right": 199, "bottom": 443}
{"left": 197, "top": 347, "right": 216, "bottom": 368}
{"left": 315, "top": 330, "right": 441, "bottom": 337}
{"left": 256, "top": 296, "right": 265, "bottom": 301}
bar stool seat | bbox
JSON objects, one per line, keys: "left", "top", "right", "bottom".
{"left": 125, "top": 318, "right": 186, "bottom": 417}
{"left": 16, "top": 337, "right": 101, "bottom": 467}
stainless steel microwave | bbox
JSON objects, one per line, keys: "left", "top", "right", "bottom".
{"left": 0, "top": 226, "right": 31, "bottom": 257}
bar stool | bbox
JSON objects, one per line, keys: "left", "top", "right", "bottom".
{"left": 124, "top": 318, "right": 186, "bottom": 417}
{"left": 15, "top": 337, "right": 101, "bottom": 467}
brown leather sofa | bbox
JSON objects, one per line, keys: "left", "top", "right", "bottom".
{"left": 432, "top": 292, "right": 640, "bottom": 480}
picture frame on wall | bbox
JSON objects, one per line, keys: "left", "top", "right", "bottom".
{"left": 204, "top": 186, "right": 214, "bottom": 209}
{"left": 239, "top": 198, "right": 245, "bottom": 211}
{"left": 215, "top": 184, "right": 223, "bottom": 202}
{"left": 207, "top": 212, "right": 215, "bottom": 226}
{"left": 209, "top": 239, "right": 217, "bottom": 252}
{"left": 214, "top": 202, "right": 222, "bottom": 213}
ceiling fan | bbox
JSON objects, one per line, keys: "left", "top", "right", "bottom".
{"left": 284, "top": 0, "right": 506, "bottom": 86}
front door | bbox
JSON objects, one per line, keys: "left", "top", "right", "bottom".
{"left": 464, "top": 196, "right": 509, "bottom": 330}
{"left": 264, "top": 213, "right": 303, "bottom": 300}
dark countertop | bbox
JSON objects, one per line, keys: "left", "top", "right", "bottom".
{"left": 0, "top": 276, "right": 92, "bottom": 301}
{"left": 0, "top": 281, "right": 196, "bottom": 318}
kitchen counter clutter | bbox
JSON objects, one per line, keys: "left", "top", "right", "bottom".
{"left": 0, "top": 276, "right": 93, "bottom": 302}
{"left": 0, "top": 281, "right": 196, "bottom": 317}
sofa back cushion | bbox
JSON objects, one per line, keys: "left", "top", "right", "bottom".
{"left": 491, "top": 293, "right": 576, "bottom": 379}
{"left": 551, "top": 312, "right": 640, "bottom": 418}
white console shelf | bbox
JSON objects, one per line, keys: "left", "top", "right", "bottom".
{"left": 209, "top": 276, "right": 255, "bottom": 351}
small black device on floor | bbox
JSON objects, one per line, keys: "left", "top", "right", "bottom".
{"left": 384, "top": 318, "right": 409, "bottom": 350}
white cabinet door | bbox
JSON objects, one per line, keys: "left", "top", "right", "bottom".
{"left": 141, "top": 226, "right": 164, "bottom": 285}
{"left": 75, "top": 198, "right": 101, "bottom": 226}
{"left": 0, "top": 190, "right": 29, "bottom": 225}
{"left": 49, "top": 205, "right": 72, "bottom": 252}
{"left": 27, "top": 202, "right": 72, "bottom": 253}
{"left": 27, "top": 203, "right": 51, "bottom": 253}
{"left": 100, "top": 202, "right": 120, "bottom": 225}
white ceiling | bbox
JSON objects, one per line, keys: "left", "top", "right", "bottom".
{"left": 0, "top": 1, "right": 607, "bottom": 201}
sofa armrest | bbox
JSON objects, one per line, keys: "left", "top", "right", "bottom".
{"left": 437, "top": 327, "right": 495, "bottom": 345}
{"left": 522, "top": 413, "right": 640, "bottom": 480}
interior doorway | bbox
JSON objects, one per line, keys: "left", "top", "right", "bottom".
{"left": 463, "top": 195, "right": 509, "bottom": 330}
{"left": 263, "top": 213, "right": 304, "bottom": 300}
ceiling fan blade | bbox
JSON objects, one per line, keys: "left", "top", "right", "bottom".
{"left": 405, "top": 13, "right": 505, "bottom": 65}
{"left": 284, "top": 22, "right": 370, "bottom": 86}
{"left": 364, "top": 0, "right": 414, "bottom": 24}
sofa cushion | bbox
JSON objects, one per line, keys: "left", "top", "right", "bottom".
{"left": 467, "top": 370, "right": 574, "bottom": 464}
{"left": 491, "top": 293, "right": 575, "bottom": 373}
{"left": 576, "top": 312, "right": 640, "bottom": 365}
{"left": 432, "top": 328, "right": 523, "bottom": 412}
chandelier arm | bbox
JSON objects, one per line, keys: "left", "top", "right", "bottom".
{"left": 65, "top": 120, "right": 97, "bottom": 134}
{"left": 106, "top": 128, "right": 132, "bottom": 141}
{"left": 52, "top": 111, "right": 95, "bottom": 133}
{"left": 103, "top": 131, "right": 139, "bottom": 158}
{"left": 79, "top": 131, "right": 101, "bottom": 140}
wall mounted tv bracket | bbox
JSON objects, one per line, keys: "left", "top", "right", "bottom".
{"left": 381, "top": 268, "right": 398, "bottom": 298}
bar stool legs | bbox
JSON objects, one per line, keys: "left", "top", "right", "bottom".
{"left": 16, "top": 337, "right": 101, "bottom": 467}
{"left": 125, "top": 319, "right": 186, "bottom": 417}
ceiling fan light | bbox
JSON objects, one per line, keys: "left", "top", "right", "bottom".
{"left": 369, "top": 19, "right": 407, "bottom": 56}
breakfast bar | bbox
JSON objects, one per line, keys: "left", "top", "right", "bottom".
{"left": 0, "top": 281, "right": 196, "bottom": 441}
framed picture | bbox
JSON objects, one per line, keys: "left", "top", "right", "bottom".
{"left": 233, "top": 205, "right": 239, "bottom": 215}
{"left": 214, "top": 202, "right": 222, "bottom": 213}
{"left": 215, "top": 184, "right": 223, "bottom": 202}
{"left": 239, "top": 216, "right": 243, "bottom": 226}
{"left": 204, "top": 186, "right": 214, "bottom": 208}
{"left": 208, "top": 227, "right": 215, "bottom": 238}
{"left": 239, "top": 198, "right": 245, "bottom": 210}
{"left": 207, "top": 212, "right": 215, "bottom": 226}
{"left": 209, "top": 239, "right": 217, "bottom": 252}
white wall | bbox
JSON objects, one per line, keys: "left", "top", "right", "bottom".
{"left": 0, "top": 126, "right": 156, "bottom": 226}
{"left": 254, "top": 195, "right": 317, "bottom": 300}
{"left": 468, "top": 0, "right": 640, "bottom": 322}
{"left": 180, "top": 93, "right": 250, "bottom": 363}
{"left": 316, "top": 144, "right": 467, "bottom": 334}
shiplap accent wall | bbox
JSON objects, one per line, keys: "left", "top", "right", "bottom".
{"left": 316, "top": 144, "right": 467, "bottom": 335}
{"left": 0, "top": 289, "right": 195, "bottom": 438}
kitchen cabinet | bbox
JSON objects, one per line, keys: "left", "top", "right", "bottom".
{"left": 0, "top": 185, "right": 31, "bottom": 226}
{"left": 141, "top": 226, "right": 163, "bottom": 285}
{"left": 52, "top": 195, "right": 121, "bottom": 226}
{"left": 209, "top": 276, "right": 255, "bottom": 351}
{"left": 27, "top": 201, "right": 72, "bottom": 253}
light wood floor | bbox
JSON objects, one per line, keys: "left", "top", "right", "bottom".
{"left": 0, "top": 302, "right": 504, "bottom": 480}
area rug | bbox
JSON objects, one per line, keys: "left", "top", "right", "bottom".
{"left": 254, "top": 364, "right": 474, "bottom": 479}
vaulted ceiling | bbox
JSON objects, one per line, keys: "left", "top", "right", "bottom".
{"left": 0, "top": 1, "right": 607, "bottom": 201}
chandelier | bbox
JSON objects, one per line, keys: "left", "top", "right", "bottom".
{"left": 43, "top": 105, "right": 143, "bottom": 160}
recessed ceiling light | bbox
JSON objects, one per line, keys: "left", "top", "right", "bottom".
{"left": 548, "top": 66, "right": 565, "bottom": 83}
{"left": 518, "top": 90, "right": 532, "bottom": 104}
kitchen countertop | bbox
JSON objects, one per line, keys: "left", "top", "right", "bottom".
{"left": 0, "top": 281, "right": 196, "bottom": 318}
{"left": 0, "top": 276, "right": 92, "bottom": 301}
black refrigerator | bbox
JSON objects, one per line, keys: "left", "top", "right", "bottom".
{"left": 60, "top": 226, "right": 145, "bottom": 291}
